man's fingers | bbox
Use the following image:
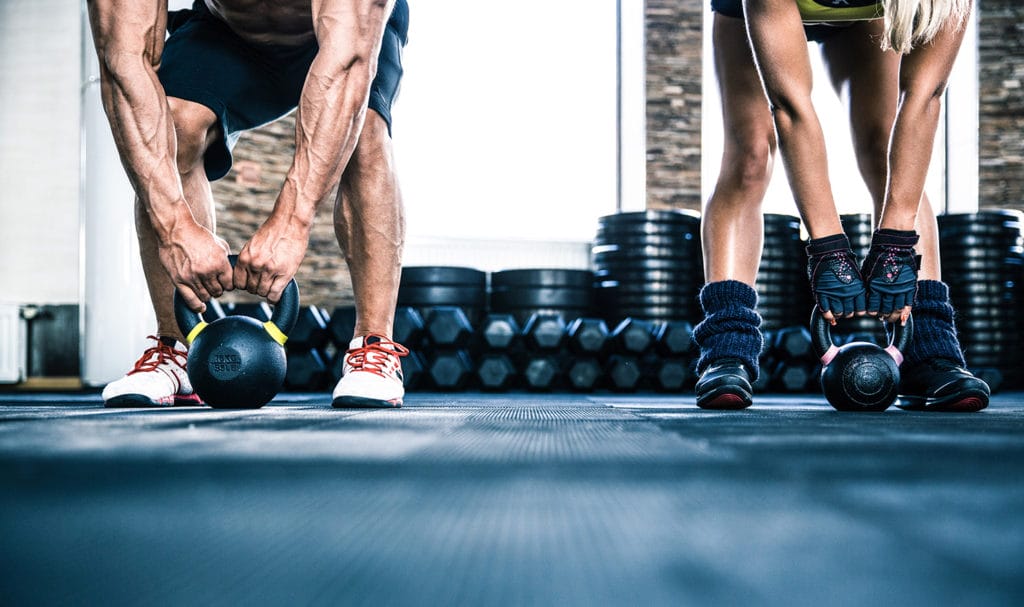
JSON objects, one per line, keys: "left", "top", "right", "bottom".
{"left": 179, "top": 285, "right": 207, "bottom": 314}
{"left": 255, "top": 271, "right": 276, "bottom": 299}
{"left": 267, "top": 277, "right": 288, "bottom": 305}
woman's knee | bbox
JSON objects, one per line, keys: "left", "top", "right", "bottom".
{"left": 719, "top": 135, "right": 775, "bottom": 192}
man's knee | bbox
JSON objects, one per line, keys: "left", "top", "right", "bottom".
{"left": 344, "top": 111, "right": 393, "bottom": 181}
{"left": 167, "top": 97, "right": 217, "bottom": 174}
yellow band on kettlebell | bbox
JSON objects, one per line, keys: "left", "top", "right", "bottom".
{"left": 185, "top": 321, "right": 208, "bottom": 346}
{"left": 263, "top": 321, "right": 288, "bottom": 346}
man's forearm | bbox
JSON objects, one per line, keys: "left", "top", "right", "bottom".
{"left": 273, "top": 0, "right": 393, "bottom": 226}
{"left": 89, "top": 0, "right": 194, "bottom": 243}
{"left": 275, "top": 56, "right": 374, "bottom": 227}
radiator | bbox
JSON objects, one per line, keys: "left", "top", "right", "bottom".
{"left": 0, "top": 304, "right": 26, "bottom": 384}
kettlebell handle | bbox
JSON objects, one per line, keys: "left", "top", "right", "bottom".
{"left": 809, "top": 306, "right": 913, "bottom": 367}
{"left": 173, "top": 255, "right": 300, "bottom": 346}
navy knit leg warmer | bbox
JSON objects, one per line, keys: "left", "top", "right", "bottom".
{"left": 694, "top": 280, "right": 763, "bottom": 380}
{"left": 901, "top": 280, "right": 966, "bottom": 368}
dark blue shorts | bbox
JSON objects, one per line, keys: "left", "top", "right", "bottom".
{"left": 158, "top": 0, "right": 409, "bottom": 181}
{"left": 710, "top": 0, "right": 848, "bottom": 43}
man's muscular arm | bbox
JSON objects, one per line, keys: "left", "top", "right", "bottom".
{"left": 87, "top": 0, "right": 231, "bottom": 312}
{"left": 235, "top": 0, "right": 395, "bottom": 303}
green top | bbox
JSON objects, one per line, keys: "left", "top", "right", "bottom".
{"left": 796, "top": 0, "right": 883, "bottom": 22}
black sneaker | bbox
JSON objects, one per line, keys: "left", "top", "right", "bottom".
{"left": 696, "top": 358, "right": 753, "bottom": 410}
{"left": 897, "top": 358, "right": 990, "bottom": 412}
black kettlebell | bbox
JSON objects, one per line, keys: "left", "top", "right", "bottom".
{"left": 174, "top": 256, "right": 300, "bottom": 409}
{"left": 810, "top": 306, "right": 913, "bottom": 412}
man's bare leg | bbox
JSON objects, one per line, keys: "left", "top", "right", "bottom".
{"left": 136, "top": 97, "right": 221, "bottom": 344}
{"left": 103, "top": 97, "right": 221, "bottom": 407}
{"left": 330, "top": 110, "right": 407, "bottom": 408}
{"left": 334, "top": 111, "right": 404, "bottom": 340}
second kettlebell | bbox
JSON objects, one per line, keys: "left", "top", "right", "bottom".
{"left": 810, "top": 307, "right": 913, "bottom": 412}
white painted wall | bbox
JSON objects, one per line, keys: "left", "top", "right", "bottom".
{"left": 0, "top": 0, "right": 82, "bottom": 304}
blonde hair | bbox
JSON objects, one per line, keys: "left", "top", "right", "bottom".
{"left": 882, "top": 0, "right": 971, "bottom": 54}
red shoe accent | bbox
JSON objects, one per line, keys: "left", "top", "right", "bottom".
{"left": 345, "top": 335, "right": 409, "bottom": 378}
{"left": 943, "top": 397, "right": 986, "bottom": 413}
{"left": 129, "top": 336, "right": 188, "bottom": 375}
{"left": 705, "top": 394, "right": 748, "bottom": 410}
{"left": 174, "top": 393, "right": 204, "bottom": 407}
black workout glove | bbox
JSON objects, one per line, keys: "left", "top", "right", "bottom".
{"left": 861, "top": 229, "right": 920, "bottom": 316}
{"left": 806, "top": 233, "right": 866, "bottom": 317}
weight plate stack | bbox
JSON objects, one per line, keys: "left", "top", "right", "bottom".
{"left": 592, "top": 210, "right": 703, "bottom": 324}
{"left": 398, "top": 266, "right": 487, "bottom": 327}
{"left": 490, "top": 269, "right": 595, "bottom": 327}
{"left": 938, "top": 210, "right": 1024, "bottom": 387}
{"left": 758, "top": 214, "right": 814, "bottom": 331}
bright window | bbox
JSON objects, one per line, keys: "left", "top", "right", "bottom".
{"left": 392, "top": 1, "right": 619, "bottom": 243}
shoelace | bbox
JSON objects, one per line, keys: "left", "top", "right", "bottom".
{"left": 127, "top": 335, "right": 188, "bottom": 375}
{"left": 346, "top": 335, "right": 409, "bottom": 378}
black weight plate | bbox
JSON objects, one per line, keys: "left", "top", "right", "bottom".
{"left": 597, "top": 281, "right": 696, "bottom": 296}
{"left": 960, "top": 344, "right": 1023, "bottom": 358}
{"left": 606, "top": 293, "right": 697, "bottom": 308}
{"left": 598, "top": 220, "right": 700, "bottom": 236}
{"left": 595, "top": 257, "right": 704, "bottom": 273}
{"left": 957, "top": 331, "right": 1020, "bottom": 345}
{"left": 593, "top": 269, "right": 703, "bottom": 285}
{"left": 952, "top": 294, "right": 1017, "bottom": 309}
{"left": 945, "top": 273, "right": 1022, "bottom": 287}
{"left": 399, "top": 285, "right": 486, "bottom": 306}
{"left": 490, "top": 287, "right": 592, "bottom": 309}
{"left": 939, "top": 246, "right": 1024, "bottom": 260}
{"left": 756, "top": 283, "right": 815, "bottom": 299}
{"left": 758, "top": 269, "right": 809, "bottom": 280}
{"left": 765, "top": 213, "right": 801, "bottom": 222}
{"left": 956, "top": 317, "right": 1021, "bottom": 332}
{"left": 592, "top": 243, "right": 700, "bottom": 259}
{"left": 939, "top": 223, "right": 1022, "bottom": 239}
{"left": 414, "top": 305, "right": 484, "bottom": 328}
{"left": 937, "top": 210, "right": 1024, "bottom": 226}
{"left": 939, "top": 234, "right": 1024, "bottom": 249}
{"left": 756, "top": 271, "right": 808, "bottom": 284}
{"left": 490, "top": 269, "right": 594, "bottom": 289}
{"left": 760, "top": 251, "right": 808, "bottom": 262}
{"left": 593, "top": 233, "right": 700, "bottom": 249}
{"left": 504, "top": 307, "right": 591, "bottom": 327}
{"left": 949, "top": 281, "right": 1018, "bottom": 296}
{"left": 840, "top": 224, "right": 875, "bottom": 235}
{"left": 948, "top": 309, "right": 1016, "bottom": 324}
{"left": 613, "top": 306, "right": 696, "bottom": 321}
{"left": 840, "top": 214, "right": 874, "bottom": 225}
{"left": 400, "top": 266, "right": 486, "bottom": 287}
{"left": 599, "top": 209, "right": 702, "bottom": 227}
{"left": 941, "top": 262, "right": 1024, "bottom": 276}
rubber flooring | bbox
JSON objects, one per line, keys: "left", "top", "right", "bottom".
{"left": 1, "top": 391, "right": 1022, "bottom": 606}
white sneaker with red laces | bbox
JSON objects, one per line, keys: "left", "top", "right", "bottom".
{"left": 102, "top": 336, "right": 203, "bottom": 408}
{"left": 332, "top": 334, "right": 408, "bottom": 408}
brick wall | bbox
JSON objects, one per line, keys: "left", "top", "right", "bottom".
{"left": 644, "top": 0, "right": 704, "bottom": 211}
{"left": 978, "top": 1, "right": 1024, "bottom": 211}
